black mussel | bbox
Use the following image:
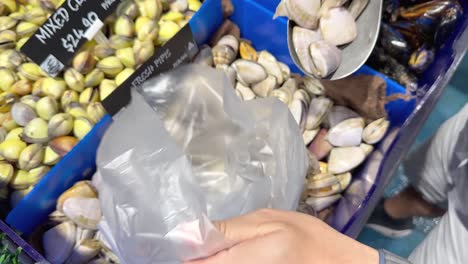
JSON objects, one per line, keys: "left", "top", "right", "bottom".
{"left": 391, "top": 20, "right": 432, "bottom": 48}
{"left": 434, "top": 3, "right": 463, "bottom": 47}
{"left": 397, "top": 0, "right": 457, "bottom": 20}
{"left": 383, "top": 0, "right": 401, "bottom": 22}
{"left": 380, "top": 23, "right": 411, "bottom": 62}
{"left": 409, "top": 45, "right": 435, "bottom": 73}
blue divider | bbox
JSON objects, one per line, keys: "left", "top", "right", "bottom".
{"left": 7, "top": 0, "right": 416, "bottom": 238}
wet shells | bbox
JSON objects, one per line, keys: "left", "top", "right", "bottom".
{"left": 232, "top": 60, "right": 268, "bottom": 86}
{"left": 303, "top": 76, "right": 325, "bottom": 96}
{"left": 216, "top": 34, "right": 239, "bottom": 54}
{"left": 292, "top": 26, "right": 322, "bottom": 74}
{"left": 275, "top": 0, "right": 321, "bottom": 29}
{"left": 18, "top": 143, "right": 44, "bottom": 171}
{"left": 308, "top": 128, "right": 333, "bottom": 161}
{"left": 43, "top": 221, "right": 76, "bottom": 264}
{"left": 328, "top": 147, "right": 366, "bottom": 174}
{"left": 303, "top": 128, "right": 319, "bottom": 146}
{"left": 252, "top": 75, "right": 277, "bottom": 98}
{"left": 212, "top": 45, "right": 236, "bottom": 66}
{"left": 22, "top": 118, "right": 49, "bottom": 143}
{"left": 289, "top": 99, "right": 308, "bottom": 130}
{"left": 309, "top": 40, "right": 341, "bottom": 78}
{"left": 0, "top": 163, "right": 14, "bottom": 187}
{"left": 325, "top": 106, "right": 359, "bottom": 128}
{"left": 306, "top": 97, "right": 333, "bottom": 130}
{"left": 57, "top": 181, "right": 97, "bottom": 212}
{"left": 269, "top": 87, "right": 292, "bottom": 105}
{"left": 327, "top": 117, "right": 364, "bottom": 147}
{"left": 320, "top": 7, "right": 357, "bottom": 46}
{"left": 362, "top": 118, "right": 390, "bottom": 144}
{"left": 11, "top": 102, "right": 37, "bottom": 126}
{"left": 306, "top": 194, "right": 342, "bottom": 212}
{"left": 63, "top": 197, "right": 101, "bottom": 229}
{"left": 257, "top": 51, "right": 284, "bottom": 85}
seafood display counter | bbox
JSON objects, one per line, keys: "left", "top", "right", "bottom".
{"left": 0, "top": 0, "right": 466, "bottom": 262}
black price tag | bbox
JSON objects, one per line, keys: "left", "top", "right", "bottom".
{"left": 20, "top": 0, "right": 121, "bottom": 77}
{"left": 102, "top": 24, "right": 199, "bottom": 116}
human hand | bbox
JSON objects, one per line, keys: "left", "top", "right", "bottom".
{"left": 185, "top": 209, "right": 378, "bottom": 264}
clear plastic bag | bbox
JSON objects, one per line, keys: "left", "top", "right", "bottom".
{"left": 96, "top": 65, "right": 309, "bottom": 264}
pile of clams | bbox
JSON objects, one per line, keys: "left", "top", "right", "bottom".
{"left": 194, "top": 33, "right": 390, "bottom": 215}
{"left": 37, "top": 180, "right": 119, "bottom": 264}
{"left": 274, "top": 0, "right": 370, "bottom": 78}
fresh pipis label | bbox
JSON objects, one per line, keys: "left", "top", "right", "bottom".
{"left": 21, "top": 0, "right": 121, "bottom": 77}
{"left": 102, "top": 25, "right": 199, "bottom": 116}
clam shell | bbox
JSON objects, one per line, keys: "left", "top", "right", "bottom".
{"left": 232, "top": 59, "right": 268, "bottom": 86}
{"left": 362, "top": 118, "right": 390, "bottom": 144}
{"left": 269, "top": 88, "right": 292, "bottom": 105}
{"left": 306, "top": 97, "right": 333, "bottom": 129}
{"left": 57, "top": 181, "right": 97, "bottom": 212}
{"left": 65, "top": 239, "right": 101, "bottom": 264}
{"left": 257, "top": 51, "right": 284, "bottom": 85}
{"left": 303, "top": 76, "right": 324, "bottom": 96}
{"left": 43, "top": 221, "right": 76, "bottom": 264}
{"left": 278, "top": 62, "right": 291, "bottom": 81}
{"left": 360, "top": 143, "right": 374, "bottom": 156}
{"left": 307, "top": 172, "right": 351, "bottom": 197}
{"left": 325, "top": 106, "right": 360, "bottom": 128}
{"left": 216, "top": 64, "right": 237, "bottom": 87}
{"left": 216, "top": 34, "right": 239, "bottom": 54}
{"left": 63, "top": 197, "right": 101, "bottom": 230}
{"left": 307, "top": 173, "right": 338, "bottom": 189}
{"left": 289, "top": 99, "right": 307, "bottom": 131}
{"left": 235, "top": 82, "right": 256, "bottom": 101}
{"left": 320, "top": 7, "right": 357, "bottom": 46}
{"left": 275, "top": 0, "right": 321, "bottom": 29}
{"left": 308, "top": 128, "right": 333, "bottom": 161}
{"left": 303, "top": 128, "right": 319, "bottom": 145}
{"left": 252, "top": 75, "right": 277, "bottom": 97}
{"left": 212, "top": 44, "right": 236, "bottom": 66}
{"left": 292, "top": 26, "right": 322, "bottom": 74}
{"left": 309, "top": 40, "right": 341, "bottom": 78}
{"left": 11, "top": 102, "right": 37, "bottom": 127}
{"left": 306, "top": 194, "right": 342, "bottom": 212}
{"left": 281, "top": 78, "right": 298, "bottom": 94}
{"left": 293, "top": 89, "right": 312, "bottom": 107}
{"left": 327, "top": 117, "right": 364, "bottom": 147}
{"left": 328, "top": 147, "right": 365, "bottom": 174}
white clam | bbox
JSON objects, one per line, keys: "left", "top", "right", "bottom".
{"left": 306, "top": 194, "right": 342, "bottom": 212}
{"left": 275, "top": 0, "right": 321, "bottom": 29}
{"left": 307, "top": 173, "right": 338, "bottom": 189}
{"left": 306, "top": 97, "right": 333, "bottom": 130}
{"left": 328, "top": 147, "right": 366, "bottom": 174}
{"left": 232, "top": 59, "right": 268, "bottom": 86}
{"left": 281, "top": 77, "right": 299, "bottom": 94}
{"left": 348, "top": 0, "right": 370, "bottom": 19}
{"left": 270, "top": 88, "right": 292, "bottom": 104}
{"left": 325, "top": 106, "right": 360, "bottom": 128}
{"left": 278, "top": 62, "right": 291, "bottom": 81}
{"left": 307, "top": 172, "right": 351, "bottom": 197}
{"left": 216, "top": 64, "right": 237, "bottom": 88}
{"left": 236, "top": 82, "right": 256, "bottom": 101}
{"left": 65, "top": 239, "right": 101, "bottom": 264}
{"left": 362, "top": 118, "right": 390, "bottom": 144}
{"left": 360, "top": 143, "right": 374, "bottom": 156}
{"left": 289, "top": 99, "right": 307, "bottom": 131}
{"left": 327, "top": 117, "right": 364, "bottom": 147}
{"left": 303, "top": 76, "right": 324, "bottom": 96}
{"left": 216, "top": 34, "right": 239, "bottom": 54}
{"left": 257, "top": 51, "right": 284, "bottom": 85}
{"left": 303, "top": 128, "right": 319, "bottom": 145}
{"left": 252, "top": 75, "right": 277, "bottom": 97}
{"left": 293, "top": 89, "right": 312, "bottom": 107}
{"left": 43, "top": 221, "right": 76, "bottom": 264}
{"left": 309, "top": 40, "right": 341, "bottom": 78}
{"left": 320, "top": 7, "right": 357, "bottom": 46}
{"left": 63, "top": 197, "right": 102, "bottom": 230}
{"left": 292, "top": 26, "right": 322, "bottom": 74}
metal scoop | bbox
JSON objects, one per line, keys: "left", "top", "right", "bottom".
{"left": 287, "top": 0, "right": 383, "bottom": 80}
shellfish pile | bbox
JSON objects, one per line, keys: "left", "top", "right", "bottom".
{"left": 37, "top": 180, "right": 119, "bottom": 264}
{"left": 274, "top": 0, "right": 370, "bottom": 78}
{"left": 0, "top": 0, "right": 201, "bottom": 215}
{"left": 194, "top": 31, "right": 390, "bottom": 216}
{"left": 368, "top": 0, "right": 463, "bottom": 91}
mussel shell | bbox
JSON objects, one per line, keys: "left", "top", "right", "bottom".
{"left": 434, "top": 3, "right": 463, "bottom": 48}
{"left": 379, "top": 23, "right": 411, "bottom": 63}
{"left": 408, "top": 45, "right": 435, "bottom": 73}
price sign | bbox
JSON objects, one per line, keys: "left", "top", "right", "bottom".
{"left": 21, "top": 0, "right": 121, "bottom": 77}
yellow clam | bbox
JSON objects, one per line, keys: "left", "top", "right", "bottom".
{"left": 49, "top": 136, "right": 78, "bottom": 157}
{"left": 48, "top": 113, "right": 74, "bottom": 138}
{"left": 11, "top": 102, "right": 37, "bottom": 126}
{"left": 0, "top": 92, "right": 17, "bottom": 113}
{"left": 96, "top": 56, "right": 124, "bottom": 77}
{"left": 22, "top": 117, "right": 49, "bottom": 143}
{"left": 61, "top": 90, "right": 79, "bottom": 108}
{"left": 0, "top": 139, "right": 27, "bottom": 162}
{"left": 136, "top": 0, "right": 163, "bottom": 20}
{"left": 41, "top": 78, "right": 67, "bottom": 99}
{"left": 0, "top": 16, "right": 17, "bottom": 31}
{"left": 99, "top": 79, "right": 117, "bottom": 100}
{"left": 20, "top": 95, "right": 40, "bottom": 109}
{"left": 114, "top": 15, "right": 135, "bottom": 37}
{"left": 64, "top": 68, "right": 85, "bottom": 92}
{"left": 36, "top": 96, "right": 59, "bottom": 120}
{"left": 5, "top": 127, "right": 23, "bottom": 141}
{"left": 2, "top": 112, "right": 18, "bottom": 131}
{"left": 0, "top": 163, "right": 14, "bottom": 187}
{"left": 94, "top": 44, "right": 116, "bottom": 60}
{"left": 0, "top": 49, "right": 23, "bottom": 69}
{"left": 133, "top": 40, "right": 155, "bottom": 65}
{"left": 43, "top": 146, "right": 61, "bottom": 166}
{"left": 73, "top": 51, "right": 96, "bottom": 75}
{"left": 115, "top": 68, "right": 134, "bottom": 86}
{"left": 15, "top": 21, "right": 38, "bottom": 38}
{"left": 18, "top": 62, "right": 46, "bottom": 81}
{"left": 66, "top": 102, "right": 88, "bottom": 119}
{"left": 239, "top": 41, "right": 258, "bottom": 61}
{"left": 84, "top": 69, "right": 105, "bottom": 88}
{"left": 135, "top": 17, "right": 159, "bottom": 42}
{"left": 87, "top": 102, "right": 106, "bottom": 124}
{"left": 0, "top": 68, "right": 17, "bottom": 92}
{"left": 11, "top": 79, "right": 32, "bottom": 96}
{"left": 158, "top": 20, "right": 180, "bottom": 44}
{"left": 116, "top": 47, "right": 136, "bottom": 68}
{"left": 73, "top": 117, "right": 94, "bottom": 140}
{"left": 18, "top": 143, "right": 44, "bottom": 170}
{"left": 79, "top": 88, "right": 99, "bottom": 105}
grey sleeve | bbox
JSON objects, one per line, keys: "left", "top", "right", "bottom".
{"left": 380, "top": 250, "right": 413, "bottom": 264}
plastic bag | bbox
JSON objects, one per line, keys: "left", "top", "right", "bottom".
{"left": 96, "top": 65, "right": 309, "bottom": 264}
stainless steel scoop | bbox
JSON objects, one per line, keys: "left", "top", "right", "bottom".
{"left": 287, "top": 0, "right": 383, "bottom": 80}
